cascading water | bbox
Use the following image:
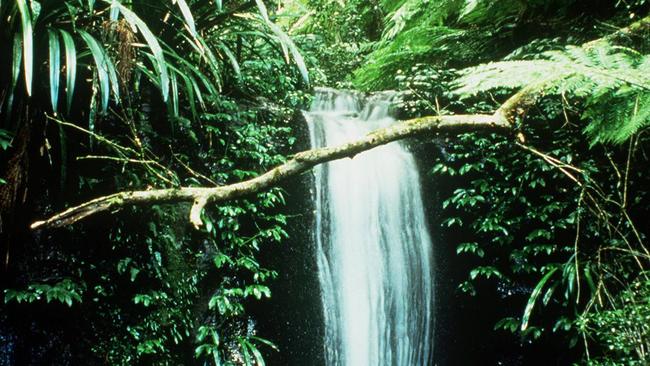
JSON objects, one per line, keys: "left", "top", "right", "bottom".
{"left": 304, "top": 88, "right": 434, "bottom": 366}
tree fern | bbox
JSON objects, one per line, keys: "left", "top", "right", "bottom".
{"left": 354, "top": 0, "right": 578, "bottom": 90}
{"left": 354, "top": 25, "right": 472, "bottom": 90}
{"left": 584, "top": 90, "right": 650, "bottom": 144}
{"left": 454, "top": 44, "right": 650, "bottom": 144}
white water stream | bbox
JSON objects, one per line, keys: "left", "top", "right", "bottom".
{"left": 304, "top": 88, "right": 434, "bottom": 366}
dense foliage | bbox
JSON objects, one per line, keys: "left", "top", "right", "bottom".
{"left": 1, "top": 0, "right": 309, "bottom": 364}
{"left": 383, "top": 1, "right": 650, "bottom": 364}
{"left": 2, "top": 0, "right": 650, "bottom": 365}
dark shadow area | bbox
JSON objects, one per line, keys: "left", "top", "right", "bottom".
{"left": 253, "top": 111, "right": 325, "bottom": 366}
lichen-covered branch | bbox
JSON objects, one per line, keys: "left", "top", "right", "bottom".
{"left": 30, "top": 113, "right": 509, "bottom": 230}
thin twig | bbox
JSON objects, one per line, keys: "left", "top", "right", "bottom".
{"left": 77, "top": 155, "right": 159, "bottom": 165}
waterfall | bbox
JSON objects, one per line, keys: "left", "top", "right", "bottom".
{"left": 304, "top": 88, "right": 434, "bottom": 366}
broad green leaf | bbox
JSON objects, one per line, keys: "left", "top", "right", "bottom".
{"left": 0, "top": 129, "right": 12, "bottom": 150}
{"left": 177, "top": 68, "right": 198, "bottom": 118}
{"left": 169, "top": 68, "right": 179, "bottom": 116}
{"left": 16, "top": 0, "right": 33, "bottom": 95}
{"left": 249, "top": 336, "right": 278, "bottom": 350}
{"left": 163, "top": 48, "right": 217, "bottom": 104}
{"left": 239, "top": 338, "right": 252, "bottom": 366}
{"left": 542, "top": 281, "right": 559, "bottom": 306}
{"left": 29, "top": 0, "right": 41, "bottom": 21}
{"left": 218, "top": 42, "right": 241, "bottom": 76}
{"left": 254, "top": 0, "right": 309, "bottom": 85}
{"left": 249, "top": 343, "right": 265, "bottom": 366}
{"left": 6, "top": 33, "right": 23, "bottom": 116}
{"left": 105, "top": 53, "right": 120, "bottom": 102}
{"left": 164, "top": 61, "right": 199, "bottom": 117}
{"left": 460, "top": 0, "right": 479, "bottom": 19}
{"left": 48, "top": 29, "right": 61, "bottom": 112}
{"left": 174, "top": 0, "right": 196, "bottom": 36}
{"left": 210, "top": 328, "right": 219, "bottom": 345}
{"left": 116, "top": 3, "right": 170, "bottom": 102}
{"left": 193, "top": 35, "right": 222, "bottom": 89}
{"left": 59, "top": 29, "right": 77, "bottom": 112}
{"left": 583, "top": 264, "right": 597, "bottom": 295}
{"left": 78, "top": 30, "right": 111, "bottom": 112}
{"left": 109, "top": 0, "right": 119, "bottom": 21}
{"left": 521, "top": 267, "right": 558, "bottom": 331}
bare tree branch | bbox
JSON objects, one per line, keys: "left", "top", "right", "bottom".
{"left": 31, "top": 113, "right": 509, "bottom": 230}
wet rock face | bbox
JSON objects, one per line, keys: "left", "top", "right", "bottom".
{"left": 0, "top": 315, "right": 16, "bottom": 366}
{"left": 252, "top": 104, "right": 326, "bottom": 366}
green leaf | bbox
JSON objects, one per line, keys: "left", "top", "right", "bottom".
{"left": 192, "top": 35, "right": 222, "bottom": 90}
{"left": 470, "top": 266, "right": 502, "bottom": 280}
{"left": 218, "top": 42, "right": 241, "bottom": 76}
{"left": 169, "top": 69, "right": 179, "bottom": 116}
{"left": 29, "top": 0, "right": 41, "bottom": 21}
{"left": 249, "top": 342, "right": 265, "bottom": 366}
{"left": 78, "top": 30, "right": 112, "bottom": 113}
{"left": 239, "top": 338, "right": 253, "bottom": 366}
{"left": 0, "top": 129, "right": 12, "bottom": 150}
{"left": 249, "top": 336, "right": 278, "bottom": 351}
{"left": 583, "top": 264, "right": 597, "bottom": 295}
{"left": 194, "top": 344, "right": 211, "bottom": 357}
{"left": 255, "top": 0, "right": 309, "bottom": 85}
{"left": 213, "top": 253, "right": 232, "bottom": 268}
{"left": 16, "top": 0, "right": 33, "bottom": 95}
{"left": 6, "top": 33, "right": 23, "bottom": 116}
{"left": 542, "top": 281, "right": 558, "bottom": 306}
{"left": 130, "top": 267, "right": 140, "bottom": 282}
{"left": 48, "top": 29, "right": 61, "bottom": 112}
{"left": 59, "top": 30, "right": 77, "bottom": 112}
{"left": 174, "top": 0, "right": 196, "bottom": 36}
{"left": 456, "top": 242, "right": 484, "bottom": 257}
{"left": 521, "top": 267, "right": 558, "bottom": 331}
{"left": 160, "top": 51, "right": 211, "bottom": 112}
{"left": 116, "top": 3, "right": 170, "bottom": 102}
{"left": 109, "top": 0, "right": 119, "bottom": 21}
{"left": 171, "top": 64, "right": 198, "bottom": 117}
{"left": 4, "top": 289, "right": 18, "bottom": 304}
{"left": 494, "top": 317, "right": 519, "bottom": 333}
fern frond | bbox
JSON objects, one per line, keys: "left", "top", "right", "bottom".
{"left": 454, "top": 43, "right": 650, "bottom": 144}
{"left": 453, "top": 60, "right": 566, "bottom": 96}
{"left": 584, "top": 92, "right": 650, "bottom": 144}
{"left": 458, "top": 0, "right": 525, "bottom": 24}
{"left": 354, "top": 25, "right": 470, "bottom": 90}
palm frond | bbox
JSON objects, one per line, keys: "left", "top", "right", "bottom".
{"left": 115, "top": 2, "right": 170, "bottom": 102}
{"left": 174, "top": 0, "right": 196, "bottom": 37}
{"left": 255, "top": 0, "right": 309, "bottom": 85}
{"left": 354, "top": 25, "right": 468, "bottom": 90}
{"left": 16, "top": 0, "right": 33, "bottom": 95}
{"left": 48, "top": 29, "right": 61, "bottom": 112}
{"left": 59, "top": 29, "right": 77, "bottom": 113}
{"left": 79, "top": 30, "right": 120, "bottom": 113}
